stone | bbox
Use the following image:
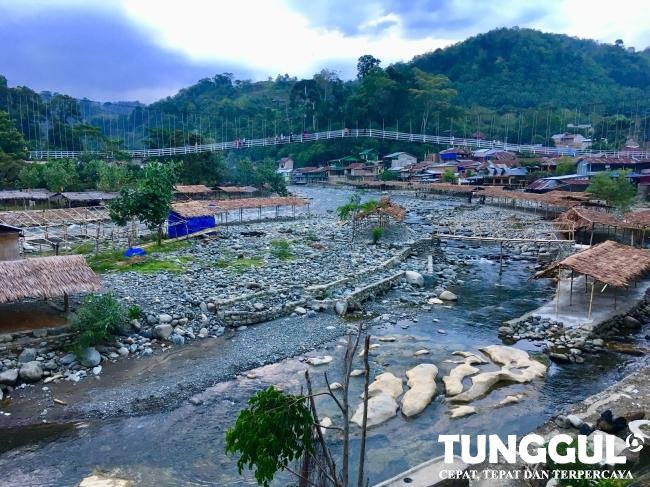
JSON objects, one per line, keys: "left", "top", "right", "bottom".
{"left": 350, "top": 369, "right": 365, "bottom": 377}
{"left": 329, "top": 382, "right": 343, "bottom": 391}
{"left": 80, "top": 347, "right": 101, "bottom": 367}
{"left": 32, "top": 328, "right": 48, "bottom": 338}
{"left": 59, "top": 353, "right": 77, "bottom": 365}
{"left": 351, "top": 393, "right": 398, "bottom": 428}
{"left": 78, "top": 473, "right": 132, "bottom": 486}
{"left": 549, "top": 353, "right": 571, "bottom": 364}
{"left": 378, "top": 336, "right": 396, "bottom": 342}
{"left": 19, "top": 361, "right": 43, "bottom": 382}
{"left": 404, "top": 271, "right": 424, "bottom": 287}
{"left": 443, "top": 363, "right": 479, "bottom": 397}
{"left": 170, "top": 334, "right": 185, "bottom": 346}
{"left": 153, "top": 324, "right": 174, "bottom": 340}
{"left": 366, "top": 372, "right": 403, "bottom": 399}
{"left": 319, "top": 417, "right": 332, "bottom": 435}
{"left": 624, "top": 316, "right": 641, "bottom": 327}
{"left": 306, "top": 355, "right": 333, "bottom": 366}
{"left": 158, "top": 313, "right": 173, "bottom": 324}
{"left": 414, "top": 349, "right": 430, "bottom": 356}
{"left": 567, "top": 414, "right": 584, "bottom": 429}
{"left": 18, "top": 348, "right": 37, "bottom": 363}
{"left": 587, "top": 431, "right": 628, "bottom": 465}
{"left": 117, "top": 347, "right": 129, "bottom": 357}
{"left": 92, "top": 365, "right": 102, "bottom": 376}
{"left": 401, "top": 364, "right": 438, "bottom": 417}
{"left": 428, "top": 297, "right": 444, "bottom": 305}
{"left": 498, "top": 394, "right": 524, "bottom": 406}
{"left": 450, "top": 405, "right": 476, "bottom": 418}
{"left": 0, "top": 368, "right": 19, "bottom": 386}
{"left": 335, "top": 300, "right": 348, "bottom": 316}
{"left": 439, "top": 290, "right": 458, "bottom": 301}
{"left": 554, "top": 415, "right": 570, "bottom": 429}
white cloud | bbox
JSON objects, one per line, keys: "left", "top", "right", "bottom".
{"left": 119, "top": 0, "right": 454, "bottom": 78}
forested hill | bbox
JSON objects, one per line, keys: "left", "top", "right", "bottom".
{"left": 411, "top": 27, "right": 650, "bottom": 109}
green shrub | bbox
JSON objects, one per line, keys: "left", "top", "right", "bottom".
{"left": 270, "top": 240, "right": 293, "bottom": 260}
{"left": 371, "top": 226, "right": 384, "bottom": 244}
{"left": 70, "top": 293, "right": 128, "bottom": 353}
{"left": 127, "top": 304, "right": 142, "bottom": 319}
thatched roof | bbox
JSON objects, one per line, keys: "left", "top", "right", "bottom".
{"left": 0, "top": 207, "right": 109, "bottom": 228}
{"left": 52, "top": 192, "right": 118, "bottom": 201}
{"left": 171, "top": 197, "right": 308, "bottom": 218}
{"left": 174, "top": 184, "right": 213, "bottom": 194}
{"left": 355, "top": 197, "right": 406, "bottom": 222}
{"left": 216, "top": 186, "right": 258, "bottom": 193}
{"left": 624, "top": 209, "right": 650, "bottom": 229}
{"left": 0, "top": 189, "right": 53, "bottom": 201}
{"left": 0, "top": 255, "right": 101, "bottom": 303}
{"left": 533, "top": 241, "right": 650, "bottom": 288}
{"left": 557, "top": 207, "right": 650, "bottom": 232}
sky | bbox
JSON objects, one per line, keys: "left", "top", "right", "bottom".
{"left": 1, "top": 0, "right": 649, "bottom": 103}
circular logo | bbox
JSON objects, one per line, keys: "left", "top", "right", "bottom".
{"left": 625, "top": 433, "right": 645, "bottom": 453}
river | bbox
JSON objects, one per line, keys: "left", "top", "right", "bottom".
{"left": 0, "top": 186, "right": 647, "bottom": 486}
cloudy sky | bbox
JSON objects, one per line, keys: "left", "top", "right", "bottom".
{"left": 1, "top": 0, "right": 649, "bottom": 103}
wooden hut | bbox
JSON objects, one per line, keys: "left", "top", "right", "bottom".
{"left": 0, "top": 255, "right": 101, "bottom": 309}
{"left": 0, "top": 224, "right": 22, "bottom": 261}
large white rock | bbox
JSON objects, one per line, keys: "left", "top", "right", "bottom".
{"left": 306, "top": 355, "right": 333, "bottom": 366}
{"left": 351, "top": 393, "right": 399, "bottom": 428}
{"left": 450, "top": 405, "right": 476, "bottom": 418}
{"left": 18, "top": 361, "right": 43, "bottom": 382}
{"left": 438, "top": 290, "right": 458, "bottom": 301}
{"left": 443, "top": 363, "right": 479, "bottom": 397}
{"left": 78, "top": 473, "right": 133, "bottom": 486}
{"left": 366, "top": 372, "right": 403, "bottom": 399}
{"left": 449, "top": 346, "right": 546, "bottom": 403}
{"left": 405, "top": 271, "right": 424, "bottom": 287}
{"left": 335, "top": 300, "right": 348, "bottom": 316}
{"left": 401, "top": 364, "right": 438, "bottom": 417}
{"left": 153, "top": 324, "right": 173, "bottom": 340}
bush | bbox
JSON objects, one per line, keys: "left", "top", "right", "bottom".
{"left": 372, "top": 226, "right": 384, "bottom": 244}
{"left": 127, "top": 304, "right": 142, "bottom": 319}
{"left": 270, "top": 239, "right": 293, "bottom": 260}
{"left": 70, "top": 293, "right": 128, "bottom": 352}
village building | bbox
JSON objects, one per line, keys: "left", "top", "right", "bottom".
{"left": 50, "top": 191, "right": 118, "bottom": 207}
{"left": 0, "top": 189, "right": 53, "bottom": 209}
{"left": 551, "top": 132, "right": 592, "bottom": 150}
{"left": 276, "top": 157, "right": 294, "bottom": 182}
{"left": 292, "top": 166, "right": 328, "bottom": 184}
{"left": 173, "top": 185, "right": 214, "bottom": 200}
{"left": 383, "top": 152, "right": 417, "bottom": 169}
{"left": 0, "top": 224, "right": 22, "bottom": 261}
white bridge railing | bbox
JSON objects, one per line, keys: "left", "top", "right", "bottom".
{"left": 28, "top": 128, "right": 650, "bottom": 160}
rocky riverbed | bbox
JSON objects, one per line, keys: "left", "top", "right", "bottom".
{"left": 0, "top": 186, "right": 648, "bottom": 486}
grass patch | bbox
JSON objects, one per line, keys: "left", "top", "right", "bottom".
{"left": 146, "top": 240, "right": 191, "bottom": 254}
{"left": 86, "top": 248, "right": 190, "bottom": 274}
{"left": 270, "top": 239, "right": 293, "bottom": 260}
{"left": 216, "top": 255, "right": 264, "bottom": 273}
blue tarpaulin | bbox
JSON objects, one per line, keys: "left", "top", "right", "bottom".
{"left": 167, "top": 211, "right": 216, "bottom": 238}
{"left": 124, "top": 247, "right": 146, "bottom": 257}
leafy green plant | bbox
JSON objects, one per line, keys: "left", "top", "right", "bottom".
{"left": 216, "top": 255, "right": 264, "bottom": 272}
{"left": 586, "top": 170, "right": 636, "bottom": 211}
{"left": 442, "top": 168, "right": 458, "bottom": 183}
{"left": 127, "top": 304, "right": 142, "bottom": 319}
{"left": 225, "top": 387, "right": 314, "bottom": 487}
{"left": 270, "top": 239, "right": 293, "bottom": 260}
{"left": 371, "top": 226, "right": 384, "bottom": 244}
{"left": 70, "top": 293, "right": 127, "bottom": 352}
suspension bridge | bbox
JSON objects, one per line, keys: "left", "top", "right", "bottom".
{"left": 27, "top": 128, "right": 650, "bottom": 160}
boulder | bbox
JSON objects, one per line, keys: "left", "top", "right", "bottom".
{"left": 351, "top": 393, "right": 399, "bottom": 428}
{"left": 443, "top": 363, "right": 479, "bottom": 397}
{"left": 350, "top": 369, "right": 365, "bottom": 377}
{"left": 78, "top": 473, "right": 133, "bottom": 487}
{"left": 154, "top": 324, "right": 174, "bottom": 340}
{"left": 449, "top": 346, "right": 546, "bottom": 403}
{"left": 405, "top": 271, "right": 424, "bottom": 287}
{"left": 401, "top": 364, "right": 438, "bottom": 417}
{"left": 438, "top": 290, "right": 458, "bottom": 301}
{"left": 306, "top": 355, "right": 333, "bottom": 366}
{"left": 19, "top": 361, "right": 43, "bottom": 382}
{"left": 498, "top": 394, "right": 524, "bottom": 406}
{"left": 158, "top": 313, "right": 173, "bottom": 324}
{"left": 335, "top": 300, "right": 348, "bottom": 316}
{"left": 80, "top": 347, "right": 101, "bottom": 367}
{"left": 294, "top": 306, "right": 307, "bottom": 315}
{"left": 366, "top": 372, "right": 403, "bottom": 399}
{"left": 59, "top": 353, "right": 77, "bottom": 365}
{"left": 0, "top": 368, "right": 19, "bottom": 386}
{"left": 450, "top": 405, "right": 476, "bottom": 418}
{"left": 18, "top": 348, "right": 37, "bottom": 363}
{"left": 414, "top": 349, "right": 430, "bottom": 356}
{"left": 171, "top": 334, "right": 185, "bottom": 346}
{"left": 428, "top": 297, "right": 444, "bottom": 305}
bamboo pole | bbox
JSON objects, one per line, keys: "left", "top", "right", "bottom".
{"left": 555, "top": 267, "right": 561, "bottom": 317}
{"left": 587, "top": 279, "right": 595, "bottom": 320}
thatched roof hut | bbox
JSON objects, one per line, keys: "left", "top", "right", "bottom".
{"left": 0, "top": 255, "right": 101, "bottom": 304}
{"left": 534, "top": 241, "right": 650, "bottom": 288}
{"left": 174, "top": 184, "right": 213, "bottom": 195}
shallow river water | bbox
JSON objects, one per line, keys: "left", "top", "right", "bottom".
{"left": 0, "top": 186, "right": 647, "bottom": 487}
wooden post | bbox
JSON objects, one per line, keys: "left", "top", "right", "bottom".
{"left": 555, "top": 268, "right": 561, "bottom": 317}
{"left": 587, "top": 280, "right": 595, "bottom": 320}
{"left": 589, "top": 223, "right": 595, "bottom": 247}
{"left": 63, "top": 292, "right": 69, "bottom": 312}
{"left": 499, "top": 242, "right": 504, "bottom": 275}
{"left": 569, "top": 270, "right": 574, "bottom": 306}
